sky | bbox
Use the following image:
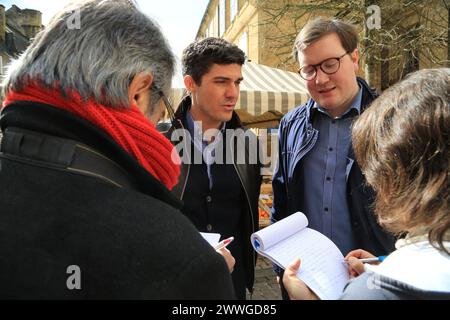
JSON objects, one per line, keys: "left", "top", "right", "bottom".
{"left": 1, "top": 0, "right": 210, "bottom": 86}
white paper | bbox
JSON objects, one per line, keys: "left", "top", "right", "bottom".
{"left": 251, "top": 212, "right": 349, "bottom": 300}
{"left": 251, "top": 211, "right": 308, "bottom": 251}
{"left": 200, "top": 232, "right": 221, "bottom": 248}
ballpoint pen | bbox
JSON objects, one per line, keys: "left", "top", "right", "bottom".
{"left": 214, "top": 237, "right": 234, "bottom": 251}
{"left": 359, "top": 255, "right": 387, "bottom": 263}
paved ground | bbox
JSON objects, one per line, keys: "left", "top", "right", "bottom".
{"left": 247, "top": 256, "right": 282, "bottom": 300}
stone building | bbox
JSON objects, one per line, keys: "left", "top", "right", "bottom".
{"left": 196, "top": 0, "right": 449, "bottom": 91}
{"left": 197, "top": 0, "right": 292, "bottom": 70}
{"left": 0, "top": 4, "right": 42, "bottom": 81}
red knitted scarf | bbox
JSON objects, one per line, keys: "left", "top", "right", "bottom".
{"left": 3, "top": 83, "right": 180, "bottom": 190}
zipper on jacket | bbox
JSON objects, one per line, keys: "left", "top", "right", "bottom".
{"left": 173, "top": 118, "right": 191, "bottom": 201}
{"left": 298, "top": 129, "right": 317, "bottom": 162}
{"left": 290, "top": 128, "right": 318, "bottom": 179}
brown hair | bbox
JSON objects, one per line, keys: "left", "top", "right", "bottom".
{"left": 352, "top": 68, "right": 450, "bottom": 254}
{"left": 293, "top": 17, "right": 358, "bottom": 61}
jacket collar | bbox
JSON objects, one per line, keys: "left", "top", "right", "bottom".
{"left": 1, "top": 102, "right": 183, "bottom": 210}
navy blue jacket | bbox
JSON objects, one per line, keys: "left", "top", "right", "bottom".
{"left": 272, "top": 78, "right": 395, "bottom": 260}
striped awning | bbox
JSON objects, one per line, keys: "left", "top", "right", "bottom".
{"left": 170, "top": 62, "right": 309, "bottom": 116}
{"left": 236, "top": 62, "right": 309, "bottom": 115}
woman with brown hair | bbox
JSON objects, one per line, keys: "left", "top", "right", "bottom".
{"left": 282, "top": 68, "right": 450, "bottom": 299}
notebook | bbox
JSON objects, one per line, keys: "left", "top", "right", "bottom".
{"left": 251, "top": 212, "right": 349, "bottom": 300}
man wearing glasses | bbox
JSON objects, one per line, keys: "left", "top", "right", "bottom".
{"left": 271, "top": 17, "right": 395, "bottom": 299}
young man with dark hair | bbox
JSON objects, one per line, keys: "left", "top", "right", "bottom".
{"left": 167, "top": 37, "right": 262, "bottom": 299}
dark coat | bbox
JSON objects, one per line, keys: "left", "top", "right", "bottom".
{"left": 165, "top": 96, "right": 262, "bottom": 294}
{"left": 0, "top": 101, "right": 235, "bottom": 299}
{"left": 272, "top": 77, "right": 396, "bottom": 257}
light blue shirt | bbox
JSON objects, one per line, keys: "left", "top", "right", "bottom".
{"left": 300, "top": 86, "right": 363, "bottom": 255}
{"left": 186, "top": 110, "right": 226, "bottom": 190}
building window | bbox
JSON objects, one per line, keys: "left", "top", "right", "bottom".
{"left": 219, "top": 0, "right": 226, "bottom": 36}
{"left": 230, "top": 0, "right": 238, "bottom": 23}
{"left": 239, "top": 31, "right": 248, "bottom": 56}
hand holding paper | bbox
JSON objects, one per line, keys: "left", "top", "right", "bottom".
{"left": 251, "top": 212, "right": 349, "bottom": 300}
{"left": 215, "top": 239, "right": 235, "bottom": 273}
{"left": 200, "top": 233, "right": 235, "bottom": 273}
{"left": 200, "top": 232, "right": 221, "bottom": 247}
{"left": 283, "top": 258, "right": 319, "bottom": 300}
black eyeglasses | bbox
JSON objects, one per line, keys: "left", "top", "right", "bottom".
{"left": 298, "top": 52, "right": 349, "bottom": 81}
{"left": 152, "top": 85, "right": 175, "bottom": 124}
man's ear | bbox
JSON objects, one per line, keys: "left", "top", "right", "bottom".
{"left": 351, "top": 49, "right": 359, "bottom": 73}
{"left": 183, "top": 75, "right": 197, "bottom": 93}
{"left": 128, "top": 73, "right": 153, "bottom": 106}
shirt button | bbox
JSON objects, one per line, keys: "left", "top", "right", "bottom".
{"left": 328, "top": 147, "right": 333, "bottom": 152}
{"left": 206, "top": 224, "right": 213, "bottom": 231}
{"left": 326, "top": 177, "right": 331, "bottom": 181}
{"left": 206, "top": 195, "right": 212, "bottom": 203}
{"left": 324, "top": 207, "right": 329, "bottom": 212}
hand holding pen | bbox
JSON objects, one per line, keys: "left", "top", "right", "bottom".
{"left": 344, "top": 249, "right": 384, "bottom": 278}
{"left": 214, "top": 236, "right": 234, "bottom": 250}
{"left": 214, "top": 237, "right": 235, "bottom": 273}
{"left": 358, "top": 256, "right": 386, "bottom": 263}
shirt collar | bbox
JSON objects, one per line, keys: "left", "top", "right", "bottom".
{"left": 186, "top": 110, "right": 226, "bottom": 145}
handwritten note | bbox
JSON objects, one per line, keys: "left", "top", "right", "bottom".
{"left": 251, "top": 212, "right": 349, "bottom": 300}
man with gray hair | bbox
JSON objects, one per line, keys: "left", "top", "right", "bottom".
{"left": 0, "top": 0, "right": 234, "bottom": 299}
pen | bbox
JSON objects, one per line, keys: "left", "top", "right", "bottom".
{"left": 359, "top": 255, "right": 387, "bottom": 264}
{"left": 214, "top": 237, "right": 234, "bottom": 250}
